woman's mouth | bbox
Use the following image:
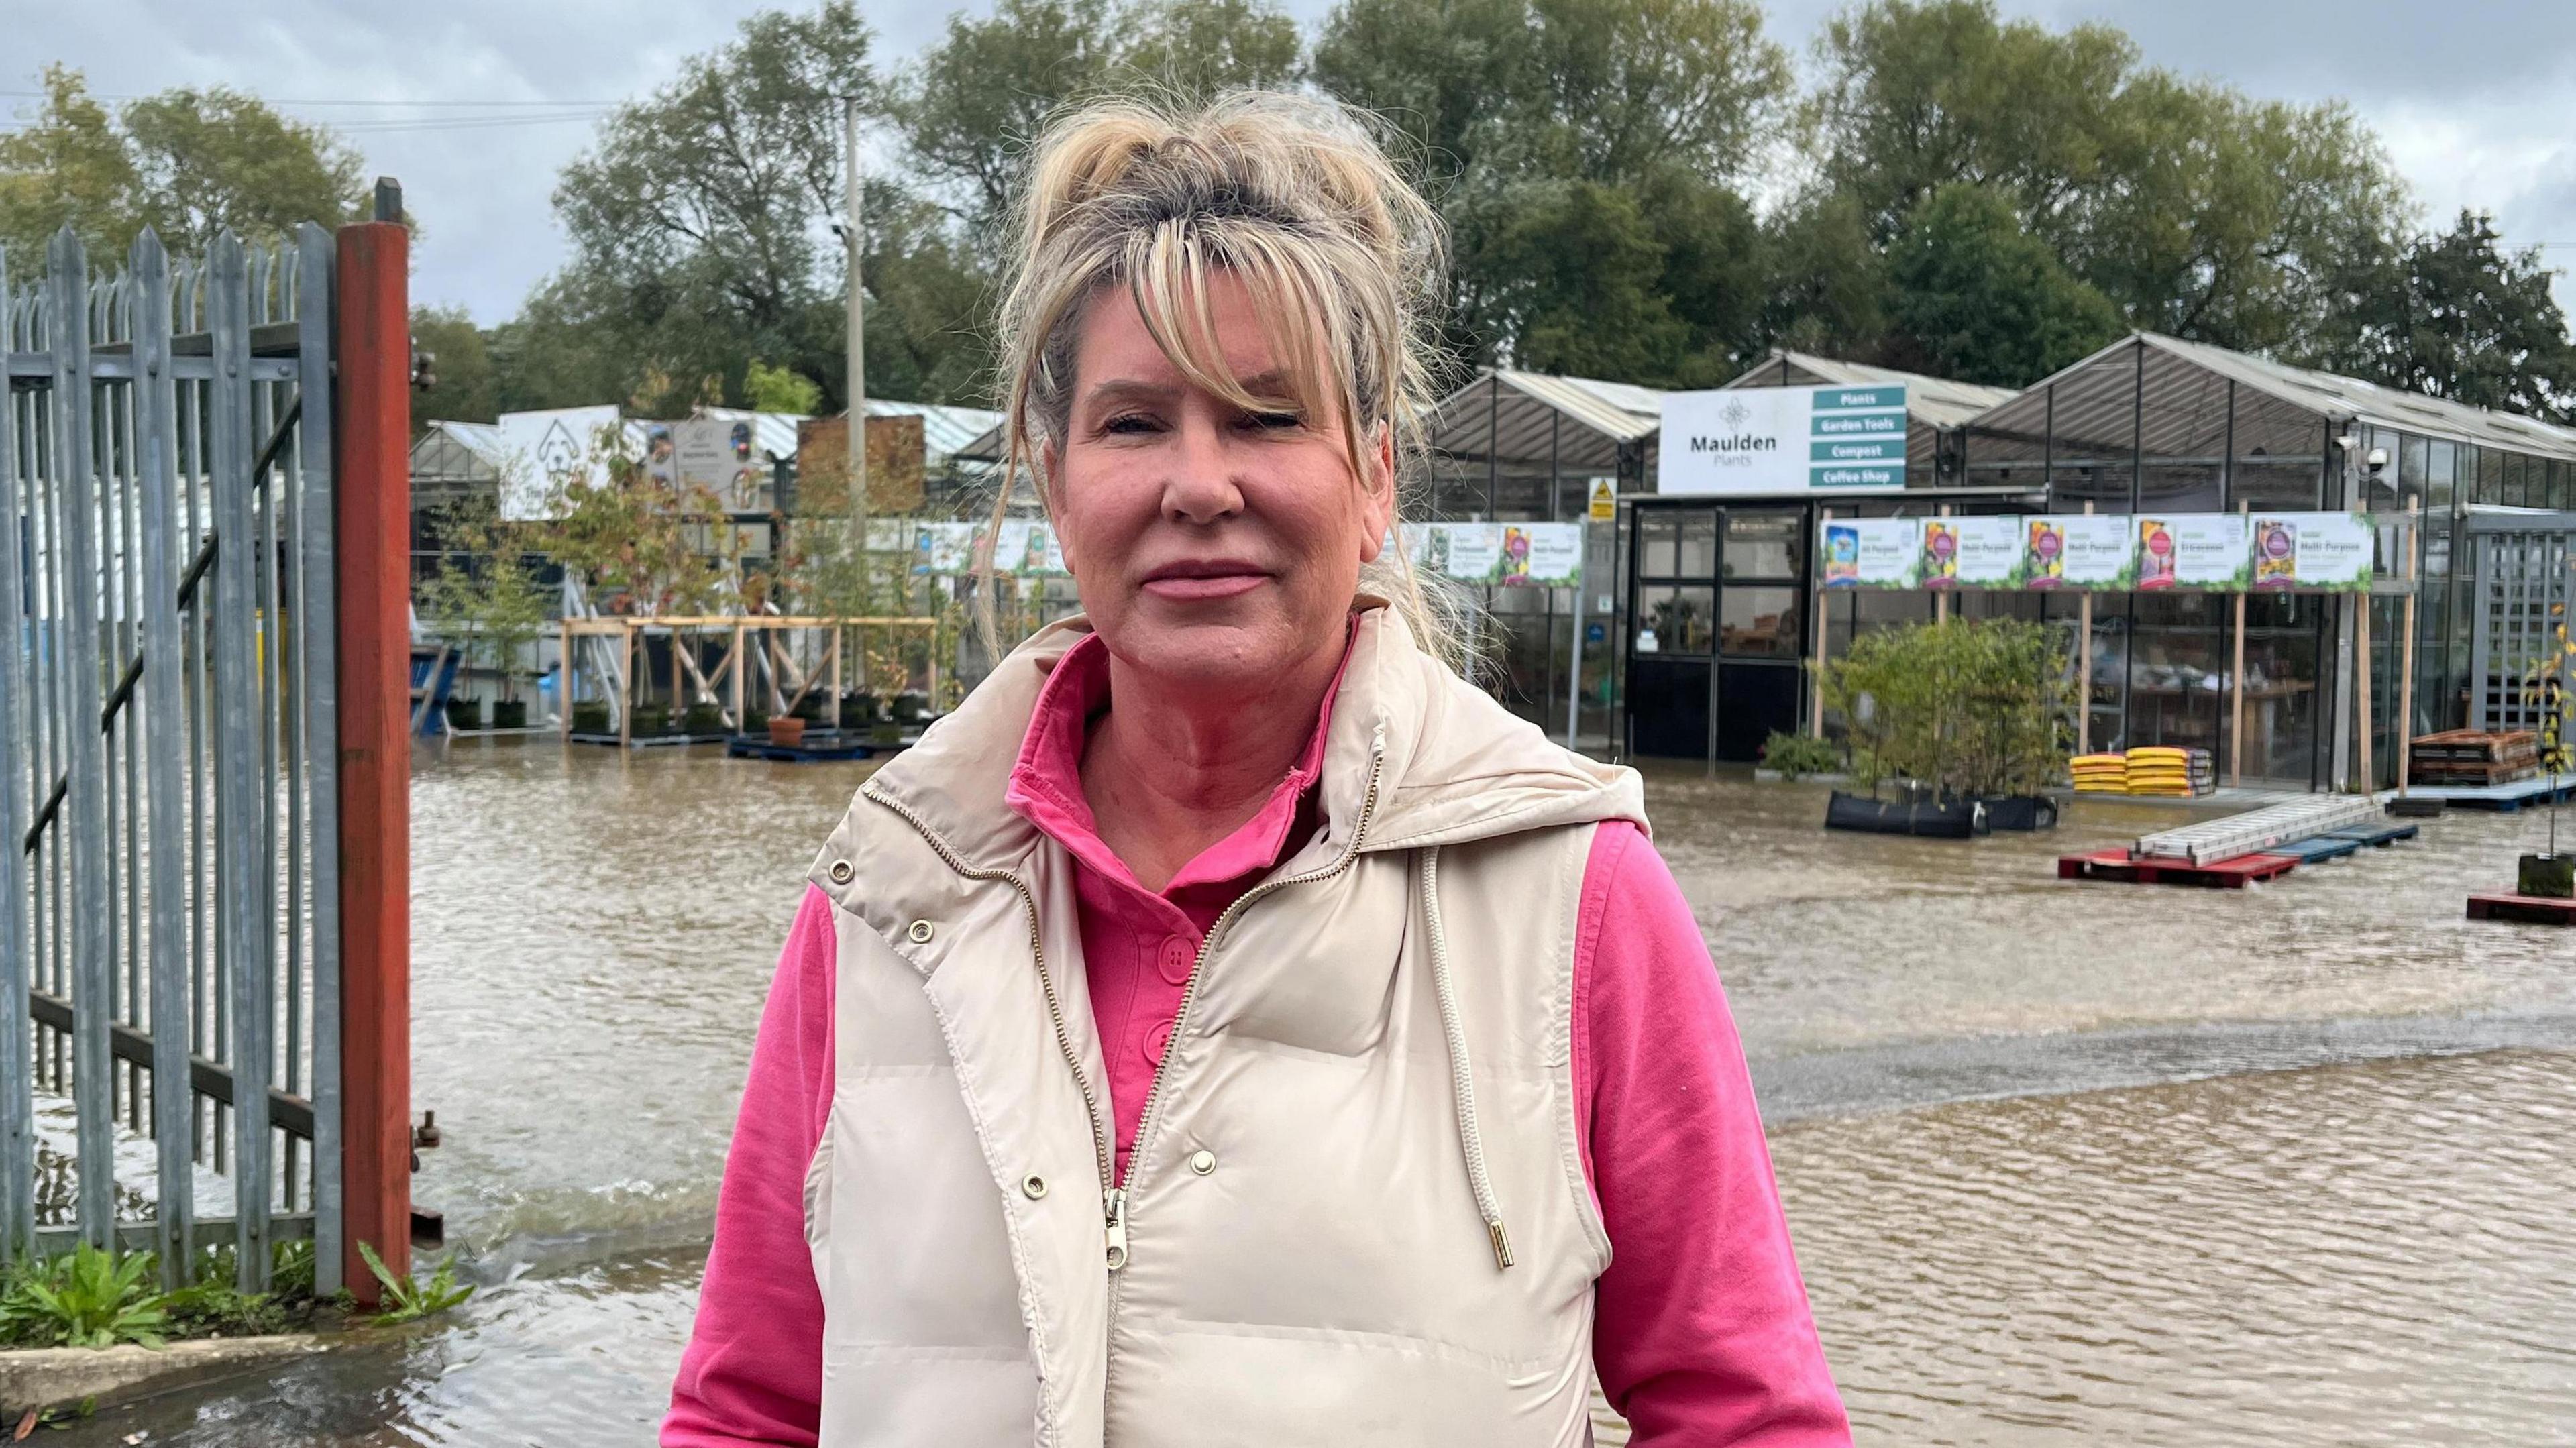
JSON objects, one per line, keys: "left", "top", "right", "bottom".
{"left": 1140, "top": 561, "right": 1270, "bottom": 600}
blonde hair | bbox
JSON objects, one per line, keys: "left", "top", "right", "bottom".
{"left": 989, "top": 88, "right": 1470, "bottom": 669}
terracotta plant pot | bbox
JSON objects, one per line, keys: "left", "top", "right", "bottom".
{"left": 768, "top": 716, "right": 808, "bottom": 748}
{"left": 2518, "top": 852, "right": 2575, "bottom": 899}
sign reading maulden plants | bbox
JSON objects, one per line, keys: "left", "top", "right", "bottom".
{"left": 2251, "top": 512, "right": 2374, "bottom": 592}
{"left": 1818, "top": 517, "right": 1923, "bottom": 589}
{"left": 2020, "top": 515, "right": 2137, "bottom": 589}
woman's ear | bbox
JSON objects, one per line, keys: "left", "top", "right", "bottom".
{"left": 1040, "top": 439, "right": 1078, "bottom": 574}
{"left": 1356, "top": 424, "right": 1396, "bottom": 563}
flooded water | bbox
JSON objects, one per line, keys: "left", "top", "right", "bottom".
{"left": 63, "top": 745, "right": 2576, "bottom": 1445}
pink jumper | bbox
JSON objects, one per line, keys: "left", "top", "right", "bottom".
{"left": 665, "top": 634, "right": 1849, "bottom": 1445}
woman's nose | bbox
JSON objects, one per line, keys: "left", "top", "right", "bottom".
{"left": 1159, "top": 420, "right": 1244, "bottom": 524}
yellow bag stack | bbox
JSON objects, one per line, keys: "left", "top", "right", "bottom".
{"left": 2070, "top": 753, "right": 2129, "bottom": 794}
{"left": 2123, "top": 746, "right": 2214, "bottom": 797}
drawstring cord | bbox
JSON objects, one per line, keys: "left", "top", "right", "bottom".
{"left": 1419, "top": 846, "right": 1515, "bottom": 1270}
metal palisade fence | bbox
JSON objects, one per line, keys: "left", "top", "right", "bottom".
{"left": 0, "top": 224, "right": 342, "bottom": 1294}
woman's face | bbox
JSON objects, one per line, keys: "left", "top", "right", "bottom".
{"left": 1046, "top": 272, "right": 1393, "bottom": 695}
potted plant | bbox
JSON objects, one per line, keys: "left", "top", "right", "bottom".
{"left": 444, "top": 695, "right": 484, "bottom": 732}
{"left": 421, "top": 490, "right": 551, "bottom": 738}
{"left": 768, "top": 714, "right": 808, "bottom": 748}
{"left": 1819, "top": 618, "right": 2069, "bottom": 835}
{"left": 571, "top": 702, "right": 611, "bottom": 736}
{"left": 684, "top": 704, "right": 727, "bottom": 737}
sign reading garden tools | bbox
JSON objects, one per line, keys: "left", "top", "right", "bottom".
{"left": 1817, "top": 512, "right": 2375, "bottom": 593}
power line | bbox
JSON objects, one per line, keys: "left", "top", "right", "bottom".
{"left": 0, "top": 89, "right": 619, "bottom": 108}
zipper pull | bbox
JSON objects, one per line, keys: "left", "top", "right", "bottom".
{"left": 1104, "top": 1188, "right": 1129, "bottom": 1272}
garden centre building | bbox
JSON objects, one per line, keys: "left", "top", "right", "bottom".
{"left": 1421, "top": 338, "right": 2576, "bottom": 791}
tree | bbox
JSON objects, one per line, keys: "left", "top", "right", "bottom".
{"left": 2357, "top": 211, "right": 2576, "bottom": 421}
{"left": 411, "top": 306, "right": 500, "bottom": 427}
{"left": 894, "top": 0, "right": 1304, "bottom": 239}
{"left": 0, "top": 66, "right": 366, "bottom": 267}
{"left": 1882, "top": 182, "right": 2125, "bottom": 386}
{"left": 1805, "top": 1, "right": 2412, "bottom": 364}
{"left": 1316, "top": 0, "right": 1785, "bottom": 375}
{"left": 745, "top": 358, "right": 825, "bottom": 414}
{"left": 543, "top": 2, "right": 879, "bottom": 415}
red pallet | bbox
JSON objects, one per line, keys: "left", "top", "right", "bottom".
{"left": 2466, "top": 893, "right": 2576, "bottom": 926}
{"left": 2057, "top": 848, "right": 2301, "bottom": 888}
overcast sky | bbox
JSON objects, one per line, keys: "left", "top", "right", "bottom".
{"left": 9, "top": 0, "right": 2573, "bottom": 327}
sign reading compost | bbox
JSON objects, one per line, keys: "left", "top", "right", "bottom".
{"left": 2022, "top": 515, "right": 2135, "bottom": 589}
{"left": 2135, "top": 514, "right": 2251, "bottom": 590}
{"left": 2250, "top": 512, "right": 2373, "bottom": 592}
{"left": 1921, "top": 516, "right": 2020, "bottom": 588}
{"left": 1818, "top": 517, "right": 1923, "bottom": 589}
{"left": 1660, "top": 384, "right": 1909, "bottom": 495}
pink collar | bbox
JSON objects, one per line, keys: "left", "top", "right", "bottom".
{"left": 1004, "top": 623, "right": 1354, "bottom": 896}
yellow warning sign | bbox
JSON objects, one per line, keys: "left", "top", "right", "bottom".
{"left": 1588, "top": 478, "right": 1617, "bottom": 522}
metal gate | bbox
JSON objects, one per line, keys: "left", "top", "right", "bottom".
{"left": 0, "top": 224, "right": 341, "bottom": 1294}
{"left": 2466, "top": 514, "right": 2576, "bottom": 734}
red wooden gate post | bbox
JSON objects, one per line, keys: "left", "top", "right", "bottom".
{"left": 335, "top": 213, "right": 412, "bottom": 1302}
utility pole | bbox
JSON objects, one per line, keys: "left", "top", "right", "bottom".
{"left": 843, "top": 96, "right": 867, "bottom": 553}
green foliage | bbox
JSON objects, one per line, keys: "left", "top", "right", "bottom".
{"left": 419, "top": 490, "right": 553, "bottom": 702}
{"left": 1, "top": 1245, "right": 168, "bottom": 1349}
{"left": 413, "top": 305, "right": 501, "bottom": 429}
{"left": 538, "top": 1, "right": 881, "bottom": 416}
{"left": 2363, "top": 211, "right": 2576, "bottom": 421}
{"left": 745, "top": 359, "right": 826, "bottom": 415}
{"left": 1760, "top": 730, "right": 1841, "bottom": 779}
{"left": 1822, "top": 618, "right": 2072, "bottom": 797}
{"left": 537, "top": 430, "right": 737, "bottom": 617}
{"left": 356, "top": 1242, "right": 475, "bottom": 1325}
{"left": 1882, "top": 183, "right": 2125, "bottom": 386}
{"left": 0, "top": 65, "right": 367, "bottom": 266}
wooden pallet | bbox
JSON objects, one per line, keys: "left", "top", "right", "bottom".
{"left": 2413, "top": 762, "right": 2538, "bottom": 787}
{"left": 2410, "top": 728, "right": 2540, "bottom": 765}
{"left": 2466, "top": 892, "right": 2576, "bottom": 926}
{"left": 2273, "top": 836, "right": 2360, "bottom": 862}
{"left": 2058, "top": 848, "right": 2300, "bottom": 888}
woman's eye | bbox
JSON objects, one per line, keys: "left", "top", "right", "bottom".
{"left": 1101, "top": 414, "right": 1159, "bottom": 435}
{"left": 1243, "top": 410, "right": 1303, "bottom": 431}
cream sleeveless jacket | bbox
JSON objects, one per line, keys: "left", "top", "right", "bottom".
{"left": 802, "top": 604, "right": 1646, "bottom": 1447}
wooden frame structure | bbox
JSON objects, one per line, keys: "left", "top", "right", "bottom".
{"left": 559, "top": 615, "right": 941, "bottom": 746}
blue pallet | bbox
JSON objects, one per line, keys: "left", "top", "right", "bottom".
{"left": 2322, "top": 822, "right": 2420, "bottom": 847}
{"left": 725, "top": 732, "right": 878, "bottom": 763}
{"left": 2274, "top": 835, "right": 2361, "bottom": 863}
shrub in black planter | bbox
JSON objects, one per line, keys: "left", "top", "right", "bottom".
{"left": 791, "top": 694, "right": 826, "bottom": 722}
{"left": 683, "top": 704, "right": 727, "bottom": 737}
{"left": 443, "top": 698, "right": 484, "bottom": 732}
{"left": 2519, "top": 853, "right": 2575, "bottom": 899}
{"left": 892, "top": 691, "right": 930, "bottom": 724}
{"left": 492, "top": 700, "right": 529, "bottom": 730}
{"left": 742, "top": 708, "right": 767, "bottom": 734}
{"left": 571, "top": 703, "right": 611, "bottom": 736}
{"left": 628, "top": 706, "right": 672, "bottom": 736}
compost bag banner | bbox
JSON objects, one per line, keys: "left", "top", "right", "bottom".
{"left": 2249, "top": 512, "right": 2373, "bottom": 592}
{"left": 1393, "top": 523, "right": 1587, "bottom": 586}
{"left": 1819, "top": 517, "right": 1923, "bottom": 589}
{"left": 2022, "top": 515, "right": 2136, "bottom": 589}
{"left": 2137, "top": 514, "right": 2251, "bottom": 590}
{"left": 1921, "top": 516, "right": 2019, "bottom": 588}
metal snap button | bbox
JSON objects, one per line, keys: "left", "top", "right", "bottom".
{"left": 828, "top": 860, "right": 853, "bottom": 885}
{"left": 1188, "top": 1150, "right": 1216, "bottom": 1176}
{"left": 1022, "top": 1174, "right": 1047, "bottom": 1200}
{"left": 908, "top": 919, "right": 935, "bottom": 944}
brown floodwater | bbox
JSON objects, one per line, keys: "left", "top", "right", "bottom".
{"left": 60, "top": 744, "right": 2576, "bottom": 1445}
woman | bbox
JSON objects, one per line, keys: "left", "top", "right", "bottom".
{"left": 665, "top": 91, "right": 1849, "bottom": 1447}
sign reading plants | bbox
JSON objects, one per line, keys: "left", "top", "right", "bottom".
{"left": 1922, "top": 516, "right": 2020, "bottom": 588}
{"left": 2136, "top": 515, "right": 2251, "bottom": 590}
{"left": 1819, "top": 517, "right": 1923, "bottom": 589}
{"left": 2251, "top": 512, "right": 2373, "bottom": 592}
{"left": 2021, "top": 515, "right": 2136, "bottom": 589}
